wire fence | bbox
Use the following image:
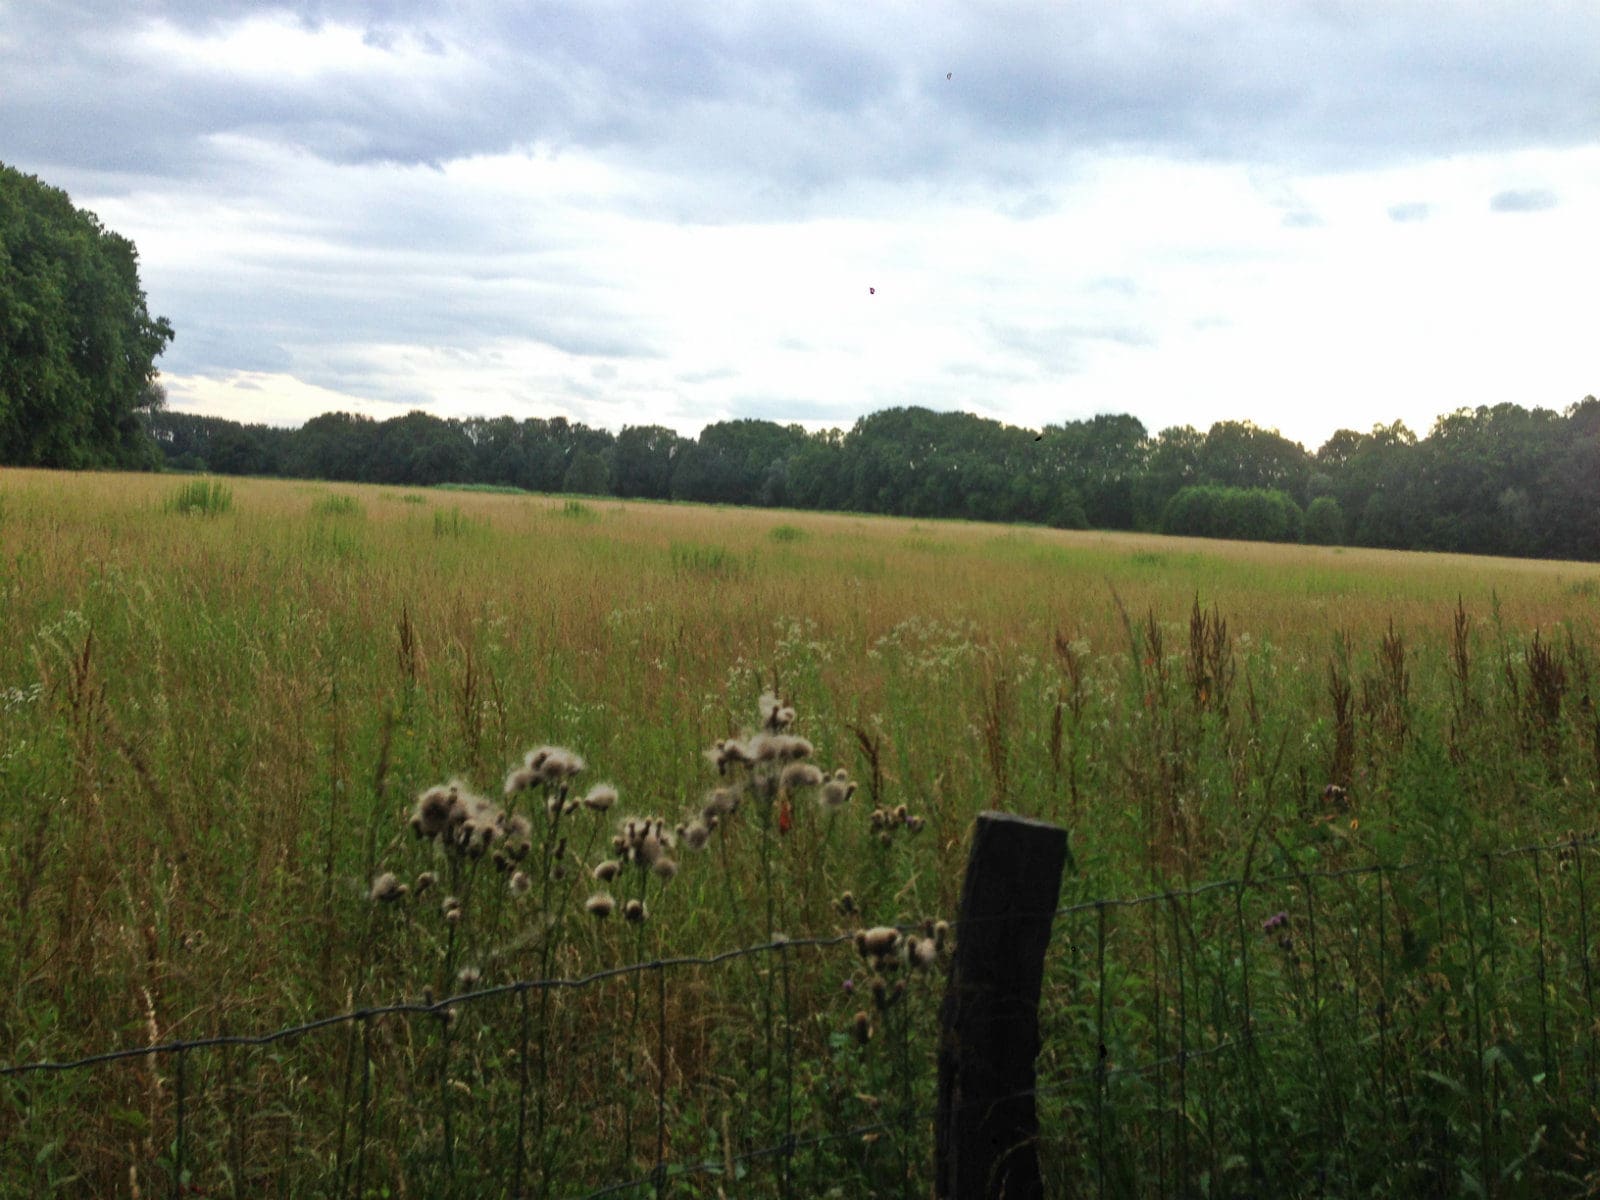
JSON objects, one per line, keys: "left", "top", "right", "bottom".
{"left": 6, "top": 833, "right": 1600, "bottom": 1197}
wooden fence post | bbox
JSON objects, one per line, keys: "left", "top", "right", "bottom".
{"left": 936, "top": 811, "right": 1070, "bottom": 1199}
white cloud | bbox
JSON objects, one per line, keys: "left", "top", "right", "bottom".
{"left": 6, "top": 2, "right": 1597, "bottom": 448}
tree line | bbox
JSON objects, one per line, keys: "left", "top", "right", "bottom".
{"left": 147, "top": 398, "right": 1600, "bottom": 561}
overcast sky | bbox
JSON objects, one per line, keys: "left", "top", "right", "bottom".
{"left": 3, "top": 1, "right": 1596, "bottom": 449}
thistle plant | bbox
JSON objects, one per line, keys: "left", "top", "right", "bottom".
{"left": 367, "top": 744, "right": 632, "bottom": 997}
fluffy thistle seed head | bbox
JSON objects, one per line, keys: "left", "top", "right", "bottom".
{"left": 907, "top": 936, "right": 938, "bottom": 971}
{"left": 623, "top": 898, "right": 648, "bottom": 924}
{"left": 781, "top": 762, "right": 824, "bottom": 791}
{"left": 906, "top": 815, "right": 925, "bottom": 834}
{"left": 583, "top": 783, "right": 618, "bottom": 812}
{"left": 509, "top": 870, "right": 531, "bottom": 897}
{"left": 415, "top": 871, "right": 437, "bottom": 895}
{"left": 933, "top": 920, "right": 951, "bottom": 951}
{"left": 594, "top": 860, "right": 622, "bottom": 882}
{"left": 503, "top": 766, "right": 539, "bottom": 796}
{"left": 820, "top": 779, "right": 856, "bottom": 809}
{"left": 586, "top": 892, "right": 615, "bottom": 918}
{"left": 370, "top": 872, "right": 406, "bottom": 903}
{"left": 703, "top": 788, "right": 739, "bottom": 818}
{"left": 681, "top": 819, "right": 712, "bottom": 851}
{"left": 853, "top": 1011, "right": 872, "bottom": 1045}
{"left": 856, "top": 926, "right": 900, "bottom": 961}
{"left": 411, "top": 786, "right": 456, "bottom": 839}
{"left": 457, "top": 966, "right": 481, "bottom": 988}
{"left": 652, "top": 857, "right": 679, "bottom": 881}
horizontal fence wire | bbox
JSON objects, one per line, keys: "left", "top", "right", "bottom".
{"left": 4, "top": 833, "right": 1597, "bottom": 1198}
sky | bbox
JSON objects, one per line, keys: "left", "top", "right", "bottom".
{"left": 2, "top": 1, "right": 1596, "bottom": 451}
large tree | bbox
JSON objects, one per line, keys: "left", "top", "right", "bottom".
{"left": 0, "top": 162, "right": 173, "bottom": 467}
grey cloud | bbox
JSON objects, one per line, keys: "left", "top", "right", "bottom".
{"left": 1388, "top": 202, "right": 1432, "bottom": 223}
{"left": 7, "top": 1, "right": 1600, "bottom": 211}
{"left": 1489, "top": 187, "right": 1557, "bottom": 213}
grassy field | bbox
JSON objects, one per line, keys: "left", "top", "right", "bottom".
{"left": 3, "top": 469, "right": 1600, "bottom": 1196}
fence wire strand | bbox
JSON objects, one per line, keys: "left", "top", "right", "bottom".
{"left": 5, "top": 833, "right": 1597, "bottom": 1199}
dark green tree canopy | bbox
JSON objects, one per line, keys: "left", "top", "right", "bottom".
{"left": 0, "top": 162, "right": 173, "bottom": 467}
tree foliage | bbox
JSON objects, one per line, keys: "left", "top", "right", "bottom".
{"left": 143, "top": 394, "right": 1600, "bottom": 562}
{"left": 0, "top": 162, "right": 173, "bottom": 467}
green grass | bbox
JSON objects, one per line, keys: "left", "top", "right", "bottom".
{"left": 2, "top": 469, "right": 1600, "bottom": 1195}
{"left": 163, "top": 477, "right": 232, "bottom": 516}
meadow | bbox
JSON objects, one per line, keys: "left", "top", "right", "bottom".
{"left": 2, "top": 469, "right": 1599, "bottom": 1197}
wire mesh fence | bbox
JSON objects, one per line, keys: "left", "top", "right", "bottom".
{"left": 6, "top": 834, "right": 1599, "bottom": 1197}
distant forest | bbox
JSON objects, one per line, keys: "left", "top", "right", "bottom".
{"left": 148, "top": 399, "right": 1600, "bottom": 561}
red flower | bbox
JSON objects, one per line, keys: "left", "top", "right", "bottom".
{"left": 778, "top": 798, "right": 793, "bottom": 835}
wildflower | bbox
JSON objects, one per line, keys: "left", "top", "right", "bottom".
{"left": 820, "top": 776, "right": 856, "bottom": 809}
{"left": 764, "top": 734, "right": 813, "bottom": 762}
{"left": 456, "top": 966, "right": 481, "bottom": 988}
{"left": 410, "top": 785, "right": 456, "bottom": 839}
{"left": 933, "top": 920, "right": 951, "bottom": 951}
{"left": 855, "top": 926, "right": 900, "bottom": 962}
{"left": 503, "top": 765, "right": 539, "bottom": 796}
{"left": 594, "top": 860, "right": 622, "bottom": 882}
{"left": 509, "top": 870, "right": 531, "bottom": 897}
{"left": 370, "top": 872, "right": 406, "bottom": 903}
{"left": 707, "top": 739, "right": 754, "bottom": 774}
{"left": 442, "top": 895, "right": 462, "bottom": 920}
{"left": 852, "top": 1011, "right": 872, "bottom": 1045}
{"left": 623, "top": 898, "right": 648, "bottom": 924}
{"left": 583, "top": 783, "right": 618, "bottom": 812}
{"left": 906, "top": 815, "right": 926, "bottom": 834}
{"left": 842, "top": 977, "right": 855, "bottom": 994}
{"left": 680, "top": 819, "right": 712, "bottom": 851}
{"left": 652, "top": 857, "right": 679, "bottom": 882}
{"left": 703, "top": 788, "right": 740, "bottom": 818}
{"left": 835, "top": 891, "right": 857, "bottom": 917}
{"left": 586, "top": 892, "right": 616, "bottom": 918}
{"left": 780, "top": 762, "right": 824, "bottom": 791}
{"left": 415, "top": 871, "right": 437, "bottom": 896}
{"left": 759, "top": 690, "right": 786, "bottom": 729}
{"left": 1261, "top": 911, "right": 1289, "bottom": 934}
{"left": 527, "top": 745, "right": 585, "bottom": 782}
{"left": 906, "top": 936, "right": 938, "bottom": 971}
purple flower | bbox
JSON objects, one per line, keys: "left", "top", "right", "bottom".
{"left": 842, "top": 978, "right": 855, "bottom": 994}
{"left": 1261, "top": 911, "right": 1289, "bottom": 934}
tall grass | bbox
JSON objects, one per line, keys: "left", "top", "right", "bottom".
{"left": 1, "top": 469, "right": 1599, "bottom": 1194}
{"left": 163, "top": 477, "right": 232, "bottom": 516}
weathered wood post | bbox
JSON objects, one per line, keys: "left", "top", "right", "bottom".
{"left": 936, "top": 812, "right": 1070, "bottom": 1199}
